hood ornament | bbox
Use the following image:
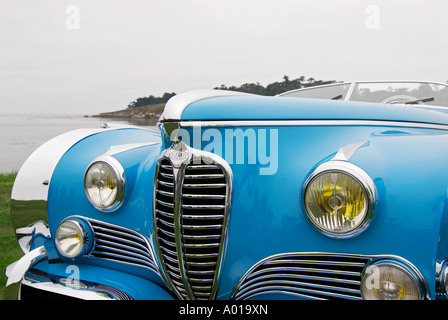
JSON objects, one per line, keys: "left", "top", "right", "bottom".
{"left": 166, "top": 141, "right": 190, "bottom": 168}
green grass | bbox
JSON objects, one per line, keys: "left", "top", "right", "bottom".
{"left": 0, "top": 172, "right": 22, "bottom": 300}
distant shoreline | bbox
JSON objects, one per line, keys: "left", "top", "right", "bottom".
{"left": 92, "top": 103, "right": 165, "bottom": 120}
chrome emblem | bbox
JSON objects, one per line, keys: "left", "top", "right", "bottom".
{"left": 167, "top": 142, "right": 190, "bottom": 167}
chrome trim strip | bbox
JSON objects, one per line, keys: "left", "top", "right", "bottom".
{"left": 332, "top": 140, "right": 368, "bottom": 162}
{"left": 179, "top": 120, "right": 448, "bottom": 131}
{"left": 182, "top": 204, "right": 226, "bottom": 209}
{"left": 182, "top": 194, "right": 226, "bottom": 199}
{"left": 344, "top": 82, "right": 357, "bottom": 101}
{"left": 414, "top": 104, "right": 448, "bottom": 111}
{"left": 183, "top": 183, "right": 227, "bottom": 188}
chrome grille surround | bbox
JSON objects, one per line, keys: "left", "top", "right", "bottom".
{"left": 232, "top": 252, "right": 429, "bottom": 300}
{"left": 153, "top": 142, "right": 232, "bottom": 300}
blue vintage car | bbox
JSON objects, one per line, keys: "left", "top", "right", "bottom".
{"left": 5, "top": 80, "right": 448, "bottom": 300}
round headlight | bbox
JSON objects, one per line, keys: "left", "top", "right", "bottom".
{"left": 303, "top": 161, "right": 375, "bottom": 238}
{"left": 84, "top": 157, "right": 125, "bottom": 212}
{"left": 55, "top": 219, "right": 90, "bottom": 258}
{"left": 361, "top": 261, "right": 425, "bottom": 300}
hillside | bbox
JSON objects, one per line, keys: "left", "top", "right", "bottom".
{"left": 94, "top": 103, "right": 165, "bottom": 119}
{"left": 94, "top": 76, "right": 337, "bottom": 119}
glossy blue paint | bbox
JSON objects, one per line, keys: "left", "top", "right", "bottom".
{"left": 181, "top": 95, "right": 448, "bottom": 125}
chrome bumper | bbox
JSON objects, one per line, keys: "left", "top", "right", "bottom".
{"left": 4, "top": 246, "right": 47, "bottom": 300}
{"left": 5, "top": 246, "right": 133, "bottom": 300}
{"left": 5, "top": 220, "right": 51, "bottom": 299}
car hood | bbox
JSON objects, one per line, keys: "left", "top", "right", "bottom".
{"left": 160, "top": 90, "right": 448, "bottom": 126}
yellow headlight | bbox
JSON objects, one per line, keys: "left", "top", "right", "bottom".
{"left": 303, "top": 161, "right": 375, "bottom": 238}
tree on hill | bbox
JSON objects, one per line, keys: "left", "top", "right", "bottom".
{"left": 127, "top": 92, "right": 176, "bottom": 109}
{"left": 215, "top": 75, "right": 337, "bottom": 96}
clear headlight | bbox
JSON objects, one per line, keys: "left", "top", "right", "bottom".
{"left": 84, "top": 157, "right": 125, "bottom": 212}
{"left": 361, "top": 261, "right": 425, "bottom": 300}
{"left": 303, "top": 161, "right": 375, "bottom": 238}
{"left": 55, "top": 219, "right": 91, "bottom": 258}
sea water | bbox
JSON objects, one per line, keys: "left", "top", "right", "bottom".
{"left": 0, "top": 114, "right": 157, "bottom": 172}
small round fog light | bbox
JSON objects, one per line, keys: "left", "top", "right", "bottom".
{"left": 361, "top": 261, "right": 425, "bottom": 300}
{"left": 55, "top": 219, "right": 91, "bottom": 258}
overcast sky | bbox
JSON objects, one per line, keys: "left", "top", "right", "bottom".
{"left": 0, "top": 0, "right": 447, "bottom": 115}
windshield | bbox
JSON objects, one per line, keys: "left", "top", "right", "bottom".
{"left": 279, "top": 83, "right": 352, "bottom": 101}
{"left": 350, "top": 82, "right": 448, "bottom": 107}
{"left": 280, "top": 81, "right": 448, "bottom": 108}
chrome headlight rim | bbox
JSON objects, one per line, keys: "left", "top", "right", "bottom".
{"left": 55, "top": 218, "right": 93, "bottom": 259}
{"left": 361, "top": 258, "right": 427, "bottom": 300}
{"left": 84, "top": 156, "right": 126, "bottom": 212}
{"left": 302, "top": 161, "right": 376, "bottom": 239}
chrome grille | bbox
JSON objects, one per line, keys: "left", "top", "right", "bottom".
{"left": 88, "top": 219, "right": 158, "bottom": 274}
{"left": 232, "top": 253, "right": 371, "bottom": 300}
{"left": 154, "top": 151, "right": 231, "bottom": 300}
